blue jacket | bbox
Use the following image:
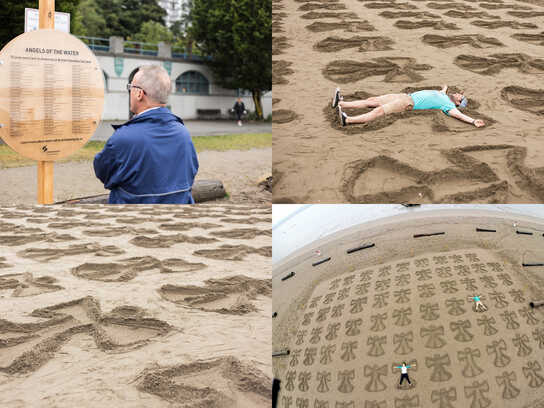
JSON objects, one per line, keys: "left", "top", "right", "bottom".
{"left": 94, "top": 107, "right": 199, "bottom": 204}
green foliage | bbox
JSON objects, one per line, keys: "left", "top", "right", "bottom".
{"left": 0, "top": 0, "right": 82, "bottom": 48}
{"left": 130, "top": 21, "right": 173, "bottom": 44}
{"left": 189, "top": 0, "right": 271, "bottom": 118}
{"left": 73, "top": 0, "right": 106, "bottom": 36}
{"left": 76, "top": 0, "right": 166, "bottom": 39}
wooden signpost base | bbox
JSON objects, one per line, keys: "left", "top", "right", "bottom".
{"left": 38, "top": 161, "right": 54, "bottom": 204}
{"left": 38, "top": 0, "right": 55, "bottom": 204}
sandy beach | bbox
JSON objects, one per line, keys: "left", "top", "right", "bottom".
{"left": 0, "top": 148, "right": 271, "bottom": 205}
{"left": 273, "top": 209, "right": 544, "bottom": 407}
{"left": 0, "top": 203, "right": 271, "bottom": 407}
{"left": 272, "top": 0, "right": 544, "bottom": 203}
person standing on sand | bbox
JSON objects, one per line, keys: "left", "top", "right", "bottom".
{"left": 395, "top": 362, "right": 415, "bottom": 387}
{"left": 332, "top": 86, "right": 485, "bottom": 128}
{"left": 468, "top": 295, "right": 488, "bottom": 312}
{"left": 94, "top": 65, "right": 199, "bottom": 204}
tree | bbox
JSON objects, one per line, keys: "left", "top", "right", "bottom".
{"left": 0, "top": 0, "right": 82, "bottom": 48}
{"left": 131, "top": 21, "right": 173, "bottom": 44}
{"left": 76, "top": 0, "right": 166, "bottom": 39}
{"left": 189, "top": 0, "right": 271, "bottom": 119}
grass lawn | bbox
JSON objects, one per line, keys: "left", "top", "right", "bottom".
{"left": 0, "top": 133, "right": 271, "bottom": 168}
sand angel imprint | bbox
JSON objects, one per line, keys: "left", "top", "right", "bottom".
{"left": 320, "top": 344, "right": 335, "bottom": 365}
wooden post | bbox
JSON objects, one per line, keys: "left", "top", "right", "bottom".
{"left": 38, "top": 0, "right": 55, "bottom": 204}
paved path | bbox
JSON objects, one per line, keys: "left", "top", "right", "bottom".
{"left": 91, "top": 120, "right": 272, "bottom": 141}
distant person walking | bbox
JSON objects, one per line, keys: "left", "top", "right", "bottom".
{"left": 394, "top": 362, "right": 415, "bottom": 387}
{"left": 468, "top": 295, "right": 488, "bottom": 312}
{"left": 332, "top": 85, "right": 485, "bottom": 128}
{"left": 94, "top": 65, "right": 199, "bottom": 204}
{"left": 232, "top": 97, "right": 247, "bottom": 126}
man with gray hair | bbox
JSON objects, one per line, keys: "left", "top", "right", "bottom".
{"left": 94, "top": 65, "right": 199, "bottom": 204}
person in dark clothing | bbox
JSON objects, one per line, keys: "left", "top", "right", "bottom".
{"left": 94, "top": 65, "right": 198, "bottom": 204}
{"left": 232, "top": 97, "right": 247, "bottom": 126}
{"left": 394, "top": 362, "right": 415, "bottom": 387}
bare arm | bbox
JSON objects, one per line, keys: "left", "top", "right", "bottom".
{"left": 441, "top": 84, "right": 448, "bottom": 93}
{"left": 447, "top": 108, "right": 485, "bottom": 127}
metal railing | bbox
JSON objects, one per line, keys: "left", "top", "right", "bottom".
{"left": 75, "top": 36, "right": 212, "bottom": 61}
{"left": 78, "top": 36, "right": 110, "bottom": 52}
{"left": 124, "top": 40, "right": 159, "bottom": 56}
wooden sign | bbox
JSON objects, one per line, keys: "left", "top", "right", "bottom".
{"left": 0, "top": 29, "right": 104, "bottom": 162}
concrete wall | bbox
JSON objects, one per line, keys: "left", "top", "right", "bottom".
{"left": 96, "top": 54, "right": 271, "bottom": 121}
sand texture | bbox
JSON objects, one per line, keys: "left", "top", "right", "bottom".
{"left": 0, "top": 204, "right": 271, "bottom": 407}
{"left": 0, "top": 148, "right": 271, "bottom": 205}
{"left": 272, "top": 0, "right": 544, "bottom": 203}
{"left": 273, "top": 209, "right": 544, "bottom": 408}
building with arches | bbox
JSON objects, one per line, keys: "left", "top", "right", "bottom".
{"left": 91, "top": 36, "right": 271, "bottom": 121}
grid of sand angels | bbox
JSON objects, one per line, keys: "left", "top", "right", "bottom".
{"left": 279, "top": 247, "right": 544, "bottom": 408}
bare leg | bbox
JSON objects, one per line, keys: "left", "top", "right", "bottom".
{"left": 339, "top": 97, "right": 381, "bottom": 109}
{"left": 346, "top": 105, "right": 385, "bottom": 124}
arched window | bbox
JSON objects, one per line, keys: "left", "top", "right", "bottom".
{"left": 175, "top": 71, "right": 209, "bottom": 95}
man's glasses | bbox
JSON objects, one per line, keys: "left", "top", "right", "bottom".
{"left": 126, "top": 84, "right": 146, "bottom": 94}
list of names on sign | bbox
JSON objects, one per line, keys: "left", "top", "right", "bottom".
{"left": 0, "top": 29, "right": 104, "bottom": 162}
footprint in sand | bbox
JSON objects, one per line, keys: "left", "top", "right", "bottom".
{"left": 362, "top": 2, "right": 414, "bottom": 10}
{"left": 0, "top": 257, "right": 12, "bottom": 269}
{"left": 422, "top": 34, "right": 504, "bottom": 49}
{"left": 470, "top": 20, "right": 537, "bottom": 29}
{"left": 501, "top": 86, "right": 544, "bottom": 116}
{"left": 511, "top": 31, "right": 544, "bottom": 46}
{"left": 454, "top": 53, "right": 544, "bottom": 75}
{"left": 273, "top": 60, "right": 294, "bottom": 85}
{"left": 478, "top": 2, "right": 533, "bottom": 10}
{"left": 314, "top": 36, "right": 394, "bottom": 52}
{"left": 298, "top": 2, "right": 347, "bottom": 11}
{"left": 16, "top": 243, "right": 124, "bottom": 262}
{"left": 426, "top": 2, "right": 477, "bottom": 10}
{"left": 306, "top": 20, "right": 376, "bottom": 33}
{"left": 273, "top": 109, "right": 299, "bottom": 124}
{"left": 193, "top": 244, "right": 271, "bottom": 261}
{"left": 210, "top": 228, "right": 271, "bottom": 239}
{"left": 0, "top": 232, "right": 75, "bottom": 247}
{"left": 444, "top": 10, "right": 500, "bottom": 19}
{"left": 273, "top": 36, "right": 291, "bottom": 55}
{"left": 516, "top": 0, "right": 544, "bottom": 6}
{"left": 300, "top": 11, "right": 359, "bottom": 19}
{"left": 379, "top": 11, "right": 440, "bottom": 19}
{"left": 507, "top": 10, "right": 544, "bottom": 17}
{"left": 0, "top": 297, "right": 172, "bottom": 374}
{"left": 158, "top": 275, "right": 271, "bottom": 315}
{"left": 158, "top": 221, "right": 221, "bottom": 231}
{"left": 394, "top": 20, "right": 460, "bottom": 30}
{"left": 323, "top": 57, "right": 433, "bottom": 83}
{"left": 72, "top": 256, "right": 207, "bottom": 282}
{"left": 219, "top": 216, "right": 272, "bottom": 224}
{"left": 0, "top": 272, "right": 63, "bottom": 297}
{"left": 341, "top": 144, "right": 544, "bottom": 203}
{"left": 129, "top": 233, "right": 217, "bottom": 248}
{"left": 82, "top": 226, "right": 158, "bottom": 237}
{"left": 137, "top": 357, "right": 271, "bottom": 407}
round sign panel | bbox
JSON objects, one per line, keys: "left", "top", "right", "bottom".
{"left": 0, "top": 29, "right": 104, "bottom": 161}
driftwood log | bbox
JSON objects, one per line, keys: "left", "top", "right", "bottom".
{"left": 57, "top": 180, "right": 226, "bottom": 204}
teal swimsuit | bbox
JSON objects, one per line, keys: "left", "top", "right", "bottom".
{"left": 410, "top": 90, "right": 456, "bottom": 115}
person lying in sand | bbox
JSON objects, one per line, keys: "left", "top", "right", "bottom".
{"left": 394, "top": 362, "right": 416, "bottom": 388}
{"left": 332, "top": 86, "right": 485, "bottom": 128}
{"left": 468, "top": 295, "right": 488, "bottom": 312}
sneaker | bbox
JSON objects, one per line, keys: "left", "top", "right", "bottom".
{"left": 339, "top": 106, "right": 347, "bottom": 127}
{"left": 332, "top": 87, "right": 341, "bottom": 108}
